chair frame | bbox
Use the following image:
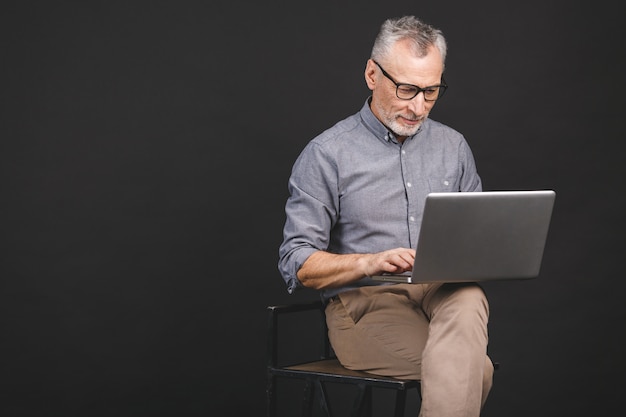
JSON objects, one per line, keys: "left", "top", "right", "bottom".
{"left": 266, "top": 300, "right": 421, "bottom": 417}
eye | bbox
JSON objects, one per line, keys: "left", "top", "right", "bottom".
{"left": 424, "top": 87, "right": 439, "bottom": 98}
{"left": 397, "top": 85, "right": 418, "bottom": 96}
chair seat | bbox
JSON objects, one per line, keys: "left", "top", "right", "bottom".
{"left": 274, "top": 358, "right": 420, "bottom": 390}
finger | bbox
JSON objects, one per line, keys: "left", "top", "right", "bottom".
{"left": 389, "top": 253, "right": 412, "bottom": 269}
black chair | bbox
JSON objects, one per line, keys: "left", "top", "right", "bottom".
{"left": 266, "top": 300, "right": 421, "bottom": 417}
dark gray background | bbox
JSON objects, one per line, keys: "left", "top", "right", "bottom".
{"left": 1, "top": 1, "right": 624, "bottom": 416}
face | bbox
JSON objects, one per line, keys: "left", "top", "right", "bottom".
{"left": 365, "top": 40, "right": 444, "bottom": 141}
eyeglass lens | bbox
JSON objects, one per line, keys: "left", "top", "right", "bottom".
{"left": 396, "top": 85, "right": 442, "bottom": 101}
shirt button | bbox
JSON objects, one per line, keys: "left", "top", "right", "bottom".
{"left": 407, "top": 182, "right": 412, "bottom": 187}
{"left": 409, "top": 216, "right": 416, "bottom": 222}
{"left": 402, "top": 150, "right": 406, "bottom": 155}
{"left": 443, "top": 180, "right": 449, "bottom": 186}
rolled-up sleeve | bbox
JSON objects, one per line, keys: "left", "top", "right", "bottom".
{"left": 278, "top": 141, "right": 338, "bottom": 293}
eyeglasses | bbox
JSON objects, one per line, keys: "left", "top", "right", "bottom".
{"left": 372, "top": 60, "right": 447, "bottom": 102}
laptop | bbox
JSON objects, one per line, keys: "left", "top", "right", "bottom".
{"left": 370, "top": 190, "right": 556, "bottom": 284}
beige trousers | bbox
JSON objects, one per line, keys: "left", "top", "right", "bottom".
{"left": 325, "top": 283, "right": 494, "bottom": 417}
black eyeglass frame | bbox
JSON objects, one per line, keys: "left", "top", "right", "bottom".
{"left": 372, "top": 60, "right": 448, "bottom": 102}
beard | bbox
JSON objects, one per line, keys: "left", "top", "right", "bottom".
{"left": 373, "top": 100, "right": 427, "bottom": 138}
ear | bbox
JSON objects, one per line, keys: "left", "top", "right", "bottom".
{"left": 364, "top": 59, "right": 377, "bottom": 91}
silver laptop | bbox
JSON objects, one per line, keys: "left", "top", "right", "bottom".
{"left": 370, "top": 190, "right": 556, "bottom": 284}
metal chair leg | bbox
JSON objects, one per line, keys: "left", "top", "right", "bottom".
{"left": 266, "top": 374, "right": 276, "bottom": 417}
{"left": 316, "top": 380, "right": 333, "bottom": 417}
{"left": 351, "top": 383, "right": 372, "bottom": 417}
{"left": 393, "top": 389, "right": 408, "bottom": 417}
{"left": 302, "top": 379, "right": 314, "bottom": 417}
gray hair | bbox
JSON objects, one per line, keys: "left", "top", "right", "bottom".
{"left": 370, "top": 16, "right": 447, "bottom": 66}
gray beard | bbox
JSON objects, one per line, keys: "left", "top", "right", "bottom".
{"left": 373, "top": 101, "right": 426, "bottom": 138}
{"left": 386, "top": 117, "right": 423, "bottom": 138}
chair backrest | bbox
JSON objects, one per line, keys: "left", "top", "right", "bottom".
{"left": 266, "top": 300, "right": 332, "bottom": 368}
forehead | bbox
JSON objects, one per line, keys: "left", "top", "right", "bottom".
{"left": 385, "top": 40, "right": 444, "bottom": 85}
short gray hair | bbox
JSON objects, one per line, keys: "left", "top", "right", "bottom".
{"left": 370, "top": 16, "right": 447, "bottom": 66}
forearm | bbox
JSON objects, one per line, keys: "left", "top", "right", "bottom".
{"left": 296, "top": 247, "right": 416, "bottom": 290}
{"left": 297, "top": 251, "right": 370, "bottom": 290}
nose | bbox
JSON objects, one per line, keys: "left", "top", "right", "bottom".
{"left": 407, "top": 91, "right": 428, "bottom": 115}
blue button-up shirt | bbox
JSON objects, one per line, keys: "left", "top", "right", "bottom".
{"left": 278, "top": 99, "right": 482, "bottom": 300}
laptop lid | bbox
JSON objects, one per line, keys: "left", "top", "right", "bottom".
{"left": 370, "top": 190, "right": 556, "bottom": 284}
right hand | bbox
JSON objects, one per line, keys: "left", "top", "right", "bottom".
{"left": 361, "top": 247, "right": 416, "bottom": 277}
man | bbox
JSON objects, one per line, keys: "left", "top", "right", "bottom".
{"left": 278, "top": 16, "right": 494, "bottom": 417}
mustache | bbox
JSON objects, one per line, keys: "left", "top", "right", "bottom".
{"left": 398, "top": 113, "right": 424, "bottom": 121}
